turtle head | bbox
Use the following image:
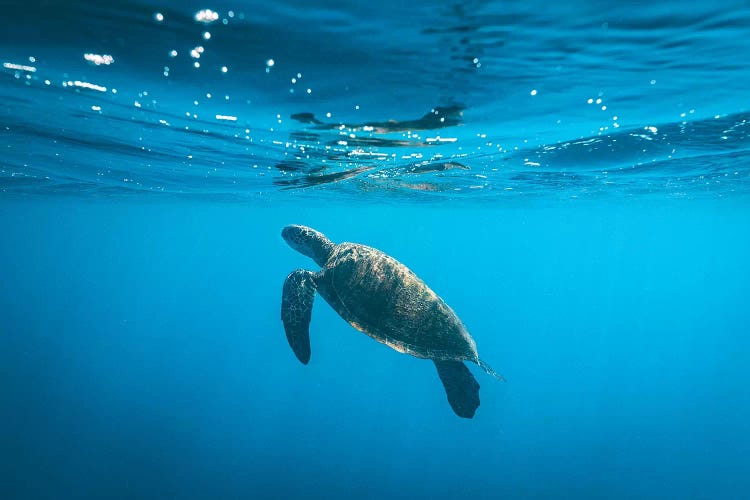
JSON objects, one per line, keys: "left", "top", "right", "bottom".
{"left": 282, "top": 225, "right": 335, "bottom": 267}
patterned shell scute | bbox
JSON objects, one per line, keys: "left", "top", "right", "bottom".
{"left": 319, "top": 243, "right": 478, "bottom": 361}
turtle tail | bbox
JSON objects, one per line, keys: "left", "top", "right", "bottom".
{"left": 477, "top": 358, "right": 505, "bottom": 381}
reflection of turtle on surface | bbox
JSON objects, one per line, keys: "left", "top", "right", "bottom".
{"left": 407, "top": 160, "right": 470, "bottom": 174}
{"left": 281, "top": 225, "right": 502, "bottom": 418}
{"left": 290, "top": 105, "right": 464, "bottom": 133}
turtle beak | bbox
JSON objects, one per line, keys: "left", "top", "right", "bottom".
{"left": 282, "top": 224, "right": 309, "bottom": 251}
{"left": 281, "top": 225, "right": 293, "bottom": 242}
{"left": 281, "top": 225, "right": 301, "bottom": 245}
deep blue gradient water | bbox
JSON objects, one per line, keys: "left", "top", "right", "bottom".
{"left": 1, "top": 1, "right": 749, "bottom": 499}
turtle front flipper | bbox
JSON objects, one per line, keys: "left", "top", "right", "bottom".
{"left": 281, "top": 269, "right": 318, "bottom": 364}
{"left": 433, "top": 360, "right": 480, "bottom": 418}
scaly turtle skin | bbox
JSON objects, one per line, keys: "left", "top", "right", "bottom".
{"left": 280, "top": 225, "right": 502, "bottom": 418}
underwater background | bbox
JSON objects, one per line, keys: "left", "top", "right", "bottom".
{"left": 1, "top": 0, "right": 749, "bottom": 498}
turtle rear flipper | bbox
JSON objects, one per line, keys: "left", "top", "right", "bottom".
{"left": 281, "top": 269, "right": 318, "bottom": 364}
{"left": 434, "top": 360, "right": 480, "bottom": 418}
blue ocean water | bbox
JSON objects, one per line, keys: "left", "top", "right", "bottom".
{"left": 1, "top": 1, "right": 749, "bottom": 498}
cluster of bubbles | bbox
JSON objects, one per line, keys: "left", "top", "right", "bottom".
{"left": 585, "top": 95, "right": 619, "bottom": 133}
{"left": 155, "top": 9, "right": 245, "bottom": 75}
{"left": 149, "top": 8, "right": 296, "bottom": 132}
{"left": 84, "top": 53, "right": 114, "bottom": 66}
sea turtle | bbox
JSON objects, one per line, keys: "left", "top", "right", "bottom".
{"left": 280, "top": 224, "right": 502, "bottom": 418}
